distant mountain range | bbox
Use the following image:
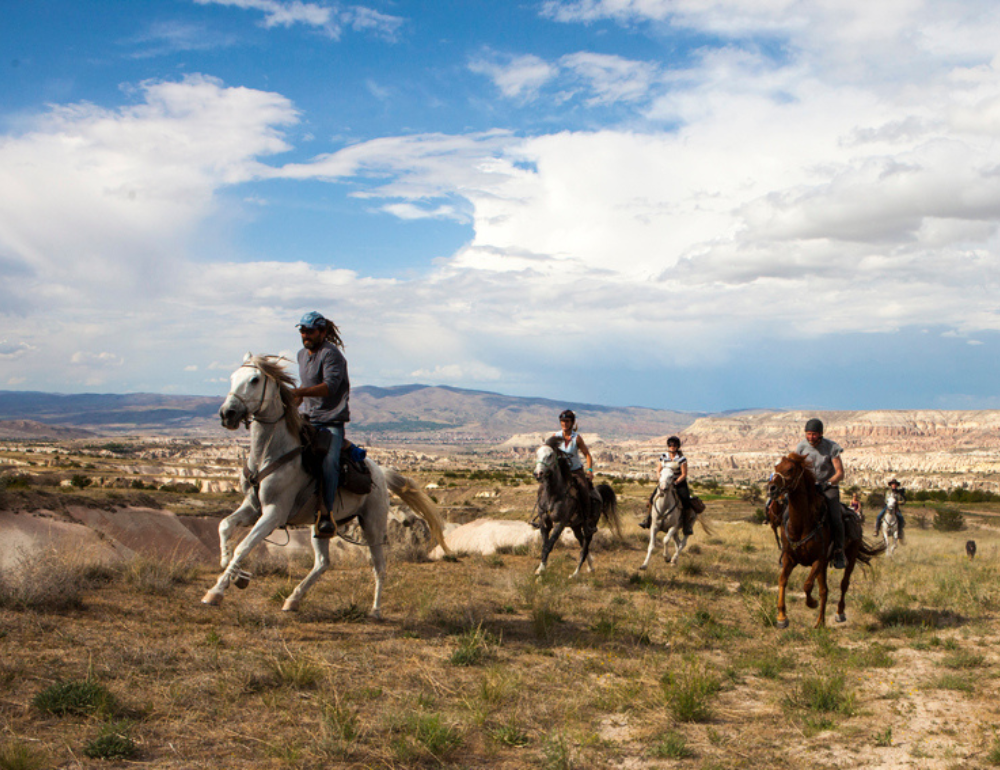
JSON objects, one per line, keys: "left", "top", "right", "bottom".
{"left": 0, "top": 386, "right": 701, "bottom": 440}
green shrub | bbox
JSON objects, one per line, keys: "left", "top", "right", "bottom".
{"left": 69, "top": 474, "right": 92, "bottom": 489}
{"left": 932, "top": 506, "right": 965, "bottom": 532}
{"left": 83, "top": 723, "right": 137, "bottom": 760}
{"left": 660, "top": 661, "right": 721, "bottom": 722}
{"left": 33, "top": 680, "right": 117, "bottom": 717}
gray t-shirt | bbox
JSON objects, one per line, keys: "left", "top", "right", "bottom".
{"left": 794, "top": 437, "right": 842, "bottom": 485}
{"left": 297, "top": 342, "right": 350, "bottom": 424}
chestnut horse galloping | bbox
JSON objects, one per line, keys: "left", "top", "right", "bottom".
{"left": 767, "top": 453, "right": 886, "bottom": 628}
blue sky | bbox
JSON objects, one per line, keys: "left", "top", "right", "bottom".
{"left": 3, "top": 0, "right": 1000, "bottom": 412}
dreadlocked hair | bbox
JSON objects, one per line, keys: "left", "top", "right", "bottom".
{"left": 323, "top": 320, "right": 345, "bottom": 349}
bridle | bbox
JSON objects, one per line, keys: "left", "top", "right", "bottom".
{"left": 226, "top": 363, "right": 287, "bottom": 428}
{"left": 770, "top": 459, "right": 824, "bottom": 552}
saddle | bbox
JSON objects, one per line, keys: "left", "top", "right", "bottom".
{"left": 299, "top": 423, "right": 373, "bottom": 495}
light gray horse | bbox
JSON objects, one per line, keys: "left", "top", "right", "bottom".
{"left": 639, "top": 462, "right": 689, "bottom": 570}
{"left": 203, "top": 354, "right": 448, "bottom": 617}
{"left": 880, "top": 490, "right": 900, "bottom": 556}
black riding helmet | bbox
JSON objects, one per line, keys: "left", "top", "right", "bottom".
{"left": 805, "top": 418, "right": 824, "bottom": 433}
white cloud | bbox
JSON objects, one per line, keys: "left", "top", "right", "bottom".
{"left": 469, "top": 52, "right": 558, "bottom": 101}
{"left": 194, "top": 0, "right": 332, "bottom": 29}
{"left": 71, "top": 352, "right": 125, "bottom": 367}
{"left": 193, "top": 0, "right": 405, "bottom": 40}
{"left": 0, "top": 341, "right": 35, "bottom": 359}
{"left": 410, "top": 362, "right": 503, "bottom": 382}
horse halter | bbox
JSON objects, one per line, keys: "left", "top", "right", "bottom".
{"left": 769, "top": 462, "right": 804, "bottom": 496}
{"left": 225, "top": 363, "right": 285, "bottom": 428}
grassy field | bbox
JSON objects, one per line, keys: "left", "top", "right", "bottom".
{"left": 3, "top": 485, "right": 1000, "bottom": 769}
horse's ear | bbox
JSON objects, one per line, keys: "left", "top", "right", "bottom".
{"left": 243, "top": 351, "right": 253, "bottom": 363}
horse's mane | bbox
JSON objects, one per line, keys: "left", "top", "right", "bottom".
{"left": 247, "top": 354, "right": 302, "bottom": 436}
{"left": 785, "top": 452, "right": 818, "bottom": 488}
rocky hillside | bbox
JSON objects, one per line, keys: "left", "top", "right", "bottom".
{"left": 648, "top": 410, "right": 1000, "bottom": 493}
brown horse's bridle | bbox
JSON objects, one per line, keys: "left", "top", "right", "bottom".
{"left": 770, "top": 460, "right": 825, "bottom": 552}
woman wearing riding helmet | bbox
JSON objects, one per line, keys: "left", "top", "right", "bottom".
{"left": 640, "top": 436, "right": 694, "bottom": 535}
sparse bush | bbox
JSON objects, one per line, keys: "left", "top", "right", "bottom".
{"left": 932, "top": 506, "right": 965, "bottom": 532}
{"left": 83, "top": 722, "right": 137, "bottom": 761}
{"left": 0, "top": 553, "right": 88, "bottom": 611}
{"left": 789, "top": 671, "right": 855, "bottom": 715}
{"left": 69, "top": 474, "right": 91, "bottom": 489}
{"left": 0, "top": 739, "right": 47, "bottom": 770}
{"left": 119, "top": 555, "right": 198, "bottom": 595}
{"left": 650, "top": 730, "right": 693, "bottom": 759}
{"left": 660, "top": 660, "right": 721, "bottom": 722}
{"left": 450, "top": 624, "right": 500, "bottom": 666}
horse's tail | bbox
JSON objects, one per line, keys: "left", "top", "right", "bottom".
{"left": 696, "top": 512, "right": 714, "bottom": 538}
{"left": 855, "top": 534, "right": 887, "bottom": 566}
{"left": 384, "top": 468, "right": 451, "bottom": 555}
{"left": 596, "top": 483, "right": 623, "bottom": 539}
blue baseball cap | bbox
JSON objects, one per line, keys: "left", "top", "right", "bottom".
{"left": 296, "top": 311, "right": 327, "bottom": 329}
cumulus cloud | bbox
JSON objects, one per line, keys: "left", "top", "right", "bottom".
{"left": 469, "top": 52, "right": 558, "bottom": 101}
{"left": 71, "top": 352, "right": 125, "bottom": 366}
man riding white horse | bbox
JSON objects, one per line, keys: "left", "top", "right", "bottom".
{"left": 795, "top": 418, "right": 847, "bottom": 570}
{"left": 290, "top": 311, "right": 349, "bottom": 538}
{"left": 874, "top": 478, "right": 907, "bottom": 544}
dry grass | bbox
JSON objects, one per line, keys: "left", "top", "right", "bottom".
{"left": 3, "top": 494, "right": 1000, "bottom": 769}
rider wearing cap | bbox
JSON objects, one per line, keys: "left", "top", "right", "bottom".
{"left": 290, "top": 311, "right": 350, "bottom": 538}
{"left": 795, "top": 418, "right": 847, "bottom": 569}
{"left": 874, "top": 478, "right": 907, "bottom": 543}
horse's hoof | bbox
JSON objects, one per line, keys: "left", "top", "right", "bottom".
{"left": 281, "top": 597, "right": 300, "bottom": 612}
{"left": 369, "top": 608, "right": 383, "bottom": 621}
{"left": 638, "top": 564, "right": 648, "bottom": 571}
{"left": 201, "top": 591, "right": 223, "bottom": 606}
{"left": 234, "top": 572, "right": 251, "bottom": 590}
{"left": 776, "top": 618, "right": 789, "bottom": 629}
{"left": 835, "top": 613, "right": 847, "bottom": 624}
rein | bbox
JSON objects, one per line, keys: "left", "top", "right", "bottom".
{"left": 772, "top": 463, "right": 826, "bottom": 553}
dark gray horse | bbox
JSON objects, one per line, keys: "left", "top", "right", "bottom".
{"left": 532, "top": 442, "right": 621, "bottom": 577}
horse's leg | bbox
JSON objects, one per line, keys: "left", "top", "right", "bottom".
{"left": 536, "top": 521, "right": 565, "bottom": 576}
{"left": 776, "top": 553, "right": 794, "bottom": 628}
{"left": 218, "top": 494, "right": 260, "bottom": 569}
{"left": 569, "top": 525, "right": 589, "bottom": 578}
{"left": 814, "top": 565, "right": 829, "bottom": 628}
{"left": 803, "top": 561, "right": 822, "bottom": 609}
{"left": 358, "top": 498, "right": 388, "bottom": 619}
{"left": 202, "top": 503, "right": 284, "bottom": 606}
{"left": 663, "top": 524, "right": 679, "bottom": 564}
{"left": 639, "top": 508, "right": 660, "bottom": 570}
{"left": 672, "top": 532, "right": 689, "bottom": 565}
{"left": 282, "top": 533, "right": 331, "bottom": 612}
{"left": 834, "top": 552, "right": 856, "bottom": 624}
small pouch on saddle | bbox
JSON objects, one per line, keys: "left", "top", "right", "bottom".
{"left": 339, "top": 440, "right": 373, "bottom": 495}
{"left": 689, "top": 495, "right": 706, "bottom": 515}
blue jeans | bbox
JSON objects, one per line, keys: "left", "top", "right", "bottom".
{"left": 317, "top": 423, "right": 345, "bottom": 513}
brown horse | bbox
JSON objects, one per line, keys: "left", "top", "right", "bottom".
{"left": 767, "top": 453, "right": 886, "bottom": 628}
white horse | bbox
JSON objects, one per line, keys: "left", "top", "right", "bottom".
{"left": 202, "top": 354, "right": 449, "bottom": 617}
{"left": 880, "top": 491, "right": 900, "bottom": 556}
{"left": 639, "top": 462, "right": 688, "bottom": 570}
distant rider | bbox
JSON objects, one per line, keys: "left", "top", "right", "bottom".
{"left": 795, "top": 418, "right": 847, "bottom": 570}
{"left": 639, "top": 436, "right": 694, "bottom": 535}
{"left": 290, "top": 311, "right": 350, "bottom": 538}
{"left": 874, "top": 478, "right": 906, "bottom": 544}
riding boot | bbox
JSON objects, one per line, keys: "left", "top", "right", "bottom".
{"left": 826, "top": 488, "right": 846, "bottom": 569}
{"left": 682, "top": 507, "right": 694, "bottom": 536}
{"left": 316, "top": 515, "right": 336, "bottom": 538}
